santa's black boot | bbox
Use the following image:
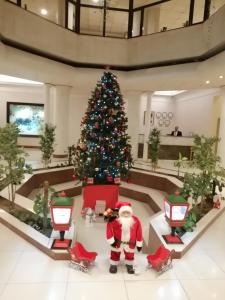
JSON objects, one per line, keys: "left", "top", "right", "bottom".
{"left": 109, "top": 265, "right": 117, "bottom": 274}
{"left": 126, "top": 264, "right": 135, "bottom": 274}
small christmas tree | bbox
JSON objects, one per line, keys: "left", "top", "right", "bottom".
{"left": 74, "top": 71, "right": 132, "bottom": 185}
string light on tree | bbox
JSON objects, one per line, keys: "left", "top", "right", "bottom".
{"left": 74, "top": 71, "right": 133, "bottom": 184}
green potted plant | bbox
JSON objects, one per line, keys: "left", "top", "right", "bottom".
{"left": 40, "top": 123, "right": 56, "bottom": 168}
{"left": 181, "top": 135, "right": 223, "bottom": 214}
{"left": 174, "top": 152, "right": 188, "bottom": 177}
{"left": 0, "top": 124, "right": 32, "bottom": 208}
{"left": 148, "top": 128, "right": 161, "bottom": 171}
{"left": 33, "top": 181, "right": 55, "bottom": 232}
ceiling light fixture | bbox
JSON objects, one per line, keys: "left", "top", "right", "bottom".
{"left": 206, "top": 80, "right": 210, "bottom": 84}
{"left": 0, "top": 74, "right": 43, "bottom": 85}
{"left": 154, "top": 90, "right": 186, "bottom": 96}
{"left": 219, "top": 75, "right": 224, "bottom": 79}
{"left": 41, "top": 8, "right": 48, "bottom": 15}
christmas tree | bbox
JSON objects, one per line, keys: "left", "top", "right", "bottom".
{"left": 74, "top": 71, "right": 132, "bottom": 185}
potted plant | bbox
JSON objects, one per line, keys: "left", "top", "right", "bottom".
{"left": 33, "top": 181, "right": 55, "bottom": 232}
{"left": 40, "top": 123, "right": 56, "bottom": 168}
{"left": 148, "top": 128, "right": 161, "bottom": 171}
{"left": 174, "top": 152, "right": 188, "bottom": 178}
{"left": 0, "top": 124, "right": 32, "bottom": 209}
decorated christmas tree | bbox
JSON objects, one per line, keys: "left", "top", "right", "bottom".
{"left": 74, "top": 71, "right": 132, "bottom": 185}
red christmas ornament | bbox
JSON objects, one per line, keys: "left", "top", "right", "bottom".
{"left": 60, "top": 191, "right": 66, "bottom": 197}
{"left": 107, "top": 176, "right": 113, "bottom": 182}
{"left": 114, "top": 177, "right": 121, "bottom": 184}
{"left": 95, "top": 122, "right": 99, "bottom": 129}
{"left": 109, "top": 117, "right": 114, "bottom": 124}
{"left": 87, "top": 177, "right": 94, "bottom": 184}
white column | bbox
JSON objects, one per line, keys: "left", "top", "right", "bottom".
{"left": 218, "top": 87, "right": 225, "bottom": 167}
{"left": 52, "top": 85, "right": 71, "bottom": 157}
{"left": 125, "top": 91, "right": 142, "bottom": 160}
{"left": 143, "top": 92, "right": 153, "bottom": 161}
{"left": 44, "top": 83, "right": 52, "bottom": 124}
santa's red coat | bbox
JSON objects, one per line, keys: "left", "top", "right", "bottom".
{"left": 106, "top": 216, "right": 143, "bottom": 251}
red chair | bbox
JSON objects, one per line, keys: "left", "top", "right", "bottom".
{"left": 68, "top": 242, "right": 98, "bottom": 273}
{"left": 147, "top": 245, "right": 175, "bottom": 274}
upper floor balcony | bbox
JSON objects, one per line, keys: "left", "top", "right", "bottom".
{"left": 1, "top": 0, "right": 225, "bottom": 70}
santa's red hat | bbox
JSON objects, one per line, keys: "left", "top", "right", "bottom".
{"left": 116, "top": 201, "right": 133, "bottom": 215}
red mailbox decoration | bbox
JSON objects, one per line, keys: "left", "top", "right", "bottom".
{"left": 50, "top": 192, "right": 74, "bottom": 249}
{"left": 163, "top": 191, "right": 189, "bottom": 244}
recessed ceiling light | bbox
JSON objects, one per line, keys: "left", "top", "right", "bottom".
{"left": 219, "top": 75, "right": 224, "bottom": 79}
{"left": 154, "top": 90, "right": 186, "bottom": 96}
{"left": 0, "top": 74, "right": 43, "bottom": 85}
{"left": 41, "top": 8, "right": 48, "bottom": 15}
{"left": 92, "top": 0, "right": 99, "bottom": 3}
{"left": 206, "top": 80, "right": 210, "bottom": 84}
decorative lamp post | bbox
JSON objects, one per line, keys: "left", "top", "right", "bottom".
{"left": 50, "top": 191, "right": 74, "bottom": 249}
{"left": 163, "top": 191, "right": 189, "bottom": 244}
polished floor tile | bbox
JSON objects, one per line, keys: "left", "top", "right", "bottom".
{"left": 125, "top": 280, "right": 188, "bottom": 300}
{"left": 68, "top": 255, "right": 125, "bottom": 282}
{"left": 0, "top": 284, "right": 5, "bottom": 297}
{"left": 181, "top": 279, "right": 225, "bottom": 300}
{"left": 0, "top": 224, "right": 31, "bottom": 252}
{"left": 8, "top": 252, "right": 69, "bottom": 283}
{"left": 0, "top": 283, "right": 66, "bottom": 300}
{"left": 122, "top": 252, "right": 177, "bottom": 281}
{"left": 0, "top": 252, "right": 22, "bottom": 283}
{"left": 173, "top": 250, "right": 225, "bottom": 280}
{"left": 65, "top": 282, "right": 128, "bottom": 300}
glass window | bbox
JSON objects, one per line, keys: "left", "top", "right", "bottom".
{"left": 132, "top": 10, "right": 141, "bottom": 37}
{"left": 107, "top": 0, "right": 129, "bottom": 9}
{"left": 210, "top": 0, "right": 225, "bottom": 16}
{"left": 134, "top": 0, "right": 159, "bottom": 9}
{"left": 143, "top": 0, "right": 190, "bottom": 35}
{"left": 105, "top": 10, "right": 128, "bottom": 38}
{"left": 68, "top": 2, "right": 76, "bottom": 30}
{"left": 80, "top": 7, "right": 103, "bottom": 35}
{"left": 81, "top": 0, "right": 104, "bottom": 6}
{"left": 21, "top": 0, "right": 58, "bottom": 24}
{"left": 193, "top": 0, "right": 205, "bottom": 23}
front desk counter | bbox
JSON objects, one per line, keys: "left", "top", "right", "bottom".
{"left": 138, "top": 136, "right": 194, "bottom": 160}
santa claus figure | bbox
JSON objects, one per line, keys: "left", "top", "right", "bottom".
{"left": 106, "top": 201, "right": 143, "bottom": 274}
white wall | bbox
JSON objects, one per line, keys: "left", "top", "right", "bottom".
{"left": 138, "top": 94, "right": 176, "bottom": 136}
{"left": 0, "top": 85, "right": 44, "bottom": 146}
{"left": 151, "top": 95, "right": 176, "bottom": 135}
{"left": 174, "top": 89, "right": 220, "bottom": 136}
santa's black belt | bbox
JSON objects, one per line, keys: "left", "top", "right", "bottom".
{"left": 115, "top": 239, "right": 136, "bottom": 246}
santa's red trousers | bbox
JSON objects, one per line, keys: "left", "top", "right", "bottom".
{"left": 111, "top": 250, "right": 134, "bottom": 265}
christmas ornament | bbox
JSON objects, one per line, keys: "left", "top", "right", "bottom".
{"left": 114, "top": 177, "right": 121, "bottom": 184}
{"left": 87, "top": 177, "right": 94, "bottom": 184}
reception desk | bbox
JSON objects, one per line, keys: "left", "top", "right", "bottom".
{"left": 138, "top": 136, "right": 194, "bottom": 160}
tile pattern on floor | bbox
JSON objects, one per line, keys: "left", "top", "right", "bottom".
{"left": 1, "top": 211, "right": 225, "bottom": 299}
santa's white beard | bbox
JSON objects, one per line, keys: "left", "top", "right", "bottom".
{"left": 118, "top": 216, "right": 134, "bottom": 242}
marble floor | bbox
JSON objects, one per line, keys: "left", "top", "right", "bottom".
{"left": 1, "top": 208, "right": 225, "bottom": 299}
{"left": 1, "top": 149, "right": 225, "bottom": 299}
